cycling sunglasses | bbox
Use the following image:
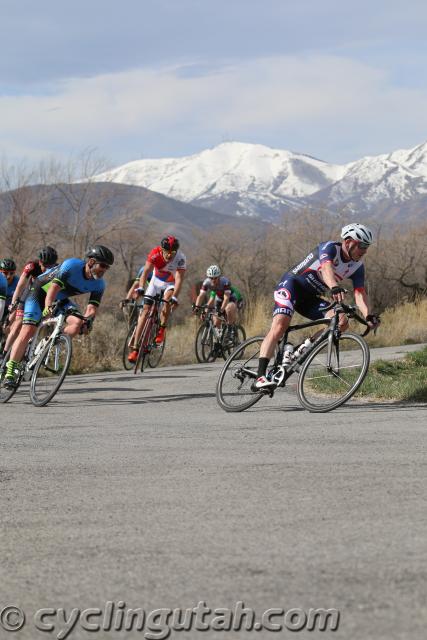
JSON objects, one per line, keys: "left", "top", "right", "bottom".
{"left": 1, "top": 269, "right": 16, "bottom": 275}
{"left": 96, "top": 262, "right": 110, "bottom": 269}
{"left": 357, "top": 241, "right": 370, "bottom": 250}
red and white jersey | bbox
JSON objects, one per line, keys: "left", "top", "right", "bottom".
{"left": 147, "top": 246, "right": 187, "bottom": 283}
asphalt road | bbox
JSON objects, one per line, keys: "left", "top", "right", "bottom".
{"left": 1, "top": 344, "right": 426, "bottom": 640}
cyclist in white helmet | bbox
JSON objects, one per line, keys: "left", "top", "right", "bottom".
{"left": 253, "top": 223, "right": 381, "bottom": 391}
{"left": 194, "top": 265, "right": 240, "bottom": 333}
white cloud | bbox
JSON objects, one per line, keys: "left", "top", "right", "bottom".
{"left": 1, "top": 54, "right": 427, "bottom": 163}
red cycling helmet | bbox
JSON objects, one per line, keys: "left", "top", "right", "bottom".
{"left": 161, "top": 236, "right": 179, "bottom": 252}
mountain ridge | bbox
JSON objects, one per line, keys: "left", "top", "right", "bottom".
{"left": 93, "top": 141, "right": 427, "bottom": 222}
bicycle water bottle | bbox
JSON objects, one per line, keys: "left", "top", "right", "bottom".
{"left": 282, "top": 343, "right": 294, "bottom": 365}
{"left": 294, "top": 337, "right": 313, "bottom": 359}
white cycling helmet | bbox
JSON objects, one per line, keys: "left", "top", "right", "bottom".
{"left": 341, "top": 223, "right": 373, "bottom": 246}
{"left": 206, "top": 264, "right": 221, "bottom": 278}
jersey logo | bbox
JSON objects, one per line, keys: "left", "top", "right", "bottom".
{"left": 274, "top": 287, "right": 292, "bottom": 307}
{"left": 292, "top": 253, "right": 314, "bottom": 274}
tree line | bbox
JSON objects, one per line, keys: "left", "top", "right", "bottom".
{"left": 1, "top": 152, "right": 426, "bottom": 322}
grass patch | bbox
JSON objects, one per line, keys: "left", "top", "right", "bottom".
{"left": 358, "top": 347, "right": 427, "bottom": 402}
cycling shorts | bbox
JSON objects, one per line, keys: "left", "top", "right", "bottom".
{"left": 273, "top": 273, "right": 330, "bottom": 320}
{"left": 144, "top": 274, "right": 175, "bottom": 305}
{"left": 23, "top": 296, "right": 78, "bottom": 326}
{"left": 213, "top": 294, "right": 241, "bottom": 311}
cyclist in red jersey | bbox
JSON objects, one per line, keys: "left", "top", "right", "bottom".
{"left": 128, "top": 236, "right": 186, "bottom": 363}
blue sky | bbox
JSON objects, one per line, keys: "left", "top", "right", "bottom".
{"left": 1, "top": 0, "right": 426, "bottom": 166}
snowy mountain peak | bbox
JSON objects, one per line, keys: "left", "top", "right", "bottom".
{"left": 93, "top": 141, "right": 427, "bottom": 220}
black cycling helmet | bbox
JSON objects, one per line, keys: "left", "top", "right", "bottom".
{"left": 161, "top": 235, "right": 179, "bottom": 251}
{"left": 85, "top": 245, "right": 115, "bottom": 266}
{"left": 0, "top": 258, "right": 16, "bottom": 271}
{"left": 38, "top": 246, "right": 58, "bottom": 266}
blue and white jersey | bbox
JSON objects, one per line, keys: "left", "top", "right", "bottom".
{"left": 5, "top": 274, "right": 19, "bottom": 306}
{"left": 37, "top": 258, "right": 105, "bottom": 306}
{"left": 0, "top": 272, "right": 7, "bottom": 317}
{"left": 0, "top": 272, "right": 7, "bottom": 302}
{"left": 289, "top": 241, "right": 365, "bottom": 295}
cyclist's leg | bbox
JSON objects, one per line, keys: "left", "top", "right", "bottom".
{"left": 225, "top": 300, "right": 237, "bottom": 326}
{"left": 5, "top": 285, "right": 47, "bottom": 384}
{"left": 60, "top": 300, "right": 83, "bottom": 337}
{"left": 128, "top": 279, "right": 160, "bottom": 360}
{"left": 212, "top": 297, "right": 222, "bottom": 328}
{"left": 4, "top": 307, "right": 24, "bottom": 353}
{"left": 159, "top": 285, "right": 175, "bottom": 326}
{"left": 324, "top": 308, "right": 348, "bottom": 330}
{"left": 254, "top": 275, "right": 296, "bottom": 390}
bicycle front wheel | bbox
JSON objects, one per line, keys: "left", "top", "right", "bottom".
{"left": 195, "top": 323, "right": 211, "bottom": 363}
{"left": 148, "top": 320, "right": 165, "bottom": 368}
{"left": 134, "top": 316, "right": 154, "bottom": 374}
{"left": 122, "top": 322, "right": 137, "bottom": 370}
{"left": 297, "top": 332, "right": 370, "bottom": 413}
{"left": 30, "top": 334, "right": 73, "bottom": 407}
{"left": 216, "top": 336, "right": 265, "bottom": 412}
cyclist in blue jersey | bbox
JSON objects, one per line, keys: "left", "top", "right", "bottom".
{"left": 0, "top": 271, "right": 7, "bottom": 324}
{"left": 253, "top": 223, "right": 381, "bottom": 391}
{"left": 3, "top": 245, "right": 114, "bottom": 389}
{"left": 0, "top": 259, "right": 19, "bottom": 322}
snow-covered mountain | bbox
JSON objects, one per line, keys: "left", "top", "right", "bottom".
{"left": 93, "top": 141, "right": 427, "bottom": 221}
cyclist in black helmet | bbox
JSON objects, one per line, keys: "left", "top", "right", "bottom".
{"left": 0, "top": 258, "right": 19, "bottom": 321}
{"left": 3, "top": 245, "right": 114, "bottom": 389}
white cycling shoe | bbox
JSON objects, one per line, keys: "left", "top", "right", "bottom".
{"left": 252, "top": 376, "right": 277, "bottom": 392}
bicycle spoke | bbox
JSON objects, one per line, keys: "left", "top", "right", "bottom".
{"left": 30, "top": 335, "right": 72, "bottom": 406}
{"left": 216, "top": 336, "right": 265, "bottom": 412}
{"left": 298, "top": 333, "right": 369, "bottom": 412}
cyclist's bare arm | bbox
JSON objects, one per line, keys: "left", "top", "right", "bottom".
{"left": 172, "top": 269, "right": 185, "bottom": 299}
{"left": 320, "top": 262, "right": 345, "bottom": 302}
{"left": 354, "top": 288, "right": 370, "bottom": 319}
{"left": 11, "top": 272, "right": 30, "bottom": 305}
{"left": 195, "top": 289, "right": 207, "bottom": 308}
{"left": 138, "top": 261, "right": 154, "bottom": 291}
{"left": 221, "top": 290, "right": 231, "bottom": 312}
{"left": 82, "top": 303, "right": 98, "bottom": 319}
{"left": 125, "top": 282, "right": 138, "bottom": 300}
{"left": 44, "top": 282, "right": 62, "bottom": 310}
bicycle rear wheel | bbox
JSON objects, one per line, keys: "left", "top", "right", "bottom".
{"left": 216, "top": 336, "right": 265, "bottom": 412}
{"left": 30, "top": 334, "right": 73, "bottom": 406}
{"left": 297, "top": 332, "right": 370, "bottom": 412}
{"left": 122, "top": 321, "right": 137, "bottom": 370}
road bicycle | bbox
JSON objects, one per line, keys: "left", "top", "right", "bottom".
{"left": 131, "top": 294, "right": 168, "bottom": 373}
{"left": 216, "top": 302, "right": 372, "bottom": 413}
{"left": 0, "top": 306, "right": 87, "bottom": 407}
{"left": 193, "top": 305, "right": 246, "bottom": 363}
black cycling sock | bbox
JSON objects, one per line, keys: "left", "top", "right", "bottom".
{"left": 257, "top": 357, "right": 269, "bottom": 378}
